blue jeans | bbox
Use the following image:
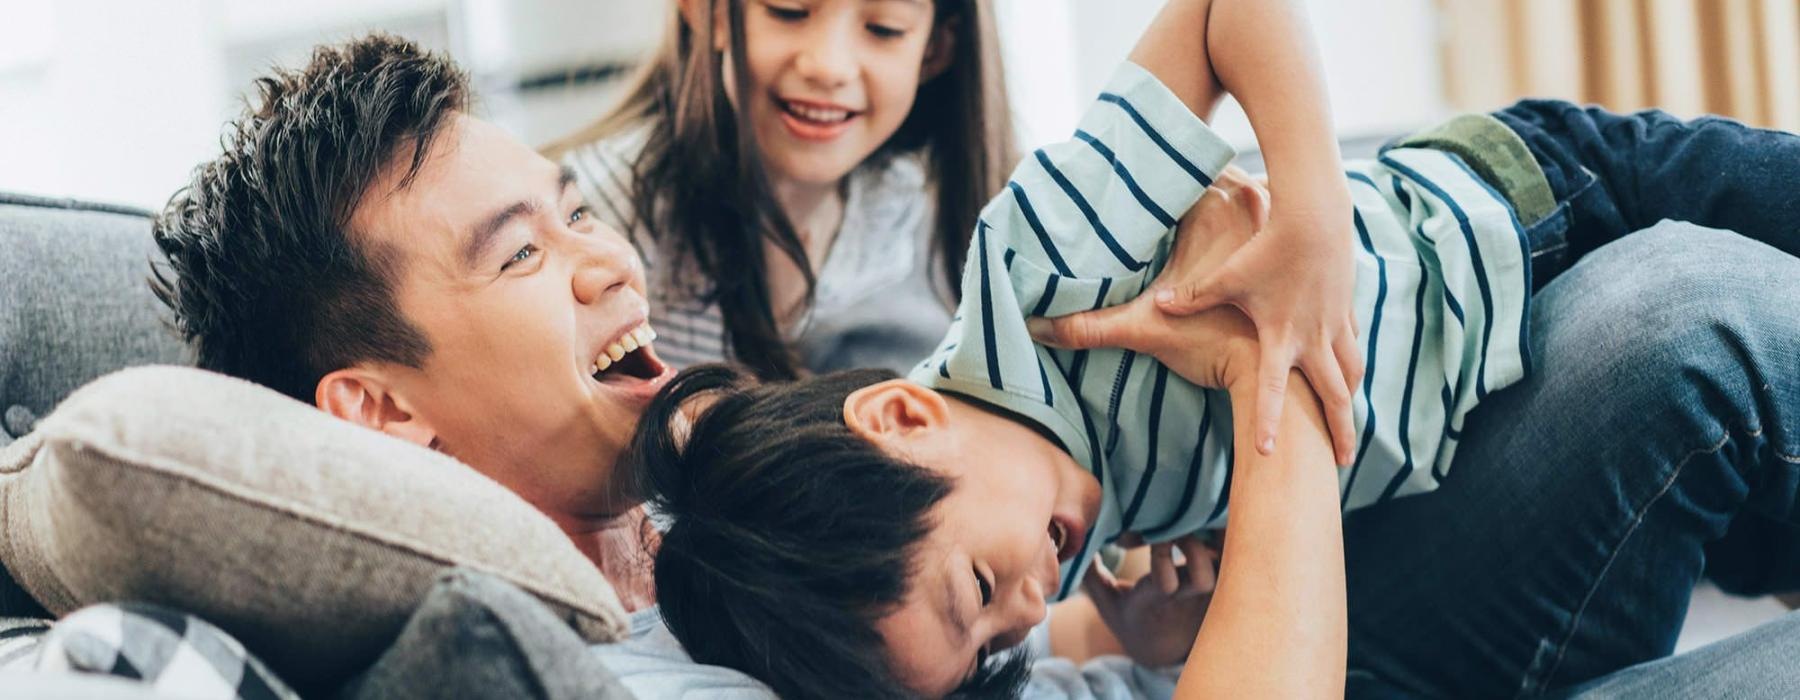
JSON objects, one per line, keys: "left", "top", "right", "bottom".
{"left": 1345, "top": 102, "right": 1800, "bottom": 698}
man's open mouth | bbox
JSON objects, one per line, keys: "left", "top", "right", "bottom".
{"left": 590, "top": 321, "right": 666, "bottom": 384}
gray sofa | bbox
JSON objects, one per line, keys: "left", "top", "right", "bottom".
{"left": 0, "top": 191, "right": 636, "bottom": 698}
{"left": 0, "top": 192, "right": 188, "bottom": 450}
{"left": 0, "top": 192, "right": 186, "bottom": 622}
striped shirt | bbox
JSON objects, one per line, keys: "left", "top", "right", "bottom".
{"left": 561, "top": 128, "right": 955, "bottom": 374}
{"left": 908, "top": 61, "right": 1534, "bottom": 600}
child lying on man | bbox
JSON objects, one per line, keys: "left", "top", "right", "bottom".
{"left": 628, "top": 7, "right": 1800, "bottom": 700}
{"left": 621, "top": 49, "right": 1566, "bottom": 696}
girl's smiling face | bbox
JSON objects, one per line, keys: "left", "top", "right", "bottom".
{"left": 720, "top": 0, "right": 947, "bottom": 186}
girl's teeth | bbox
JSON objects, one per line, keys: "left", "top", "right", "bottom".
{"left": 605, "top": 343, "right": 626, "bottom": 362}
{"left": 788, "top": 102, "right": 849, "bottom": 123}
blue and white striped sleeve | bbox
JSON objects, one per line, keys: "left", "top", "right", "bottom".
{"left": 911, "top": 62, "right": 1237, "bottom": 454}
{"left": 986, "top": 61, "right": 1237, "bottom": 317}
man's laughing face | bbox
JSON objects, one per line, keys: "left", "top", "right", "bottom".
{"left": 329, "top": 113, "right": 673, "bottom": 527}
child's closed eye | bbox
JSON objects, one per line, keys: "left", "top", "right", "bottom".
{"left": 763, "top": 3, "right": 808, "bottom": 22}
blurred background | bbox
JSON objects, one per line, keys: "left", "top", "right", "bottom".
{"left": 0, "top": 0, "right": 1794, "bottom": 650}
{"left": 8, "top": 0, "right": 1795, "bottom": 210}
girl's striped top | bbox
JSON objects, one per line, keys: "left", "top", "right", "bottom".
{"left": 908, "top": 61, "right": 1534, "bottom": 600}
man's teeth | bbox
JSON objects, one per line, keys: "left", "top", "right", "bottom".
{"left": 592, "top": 323, "right": 658, "bottom": 376}
{"left": 786, "top": 101, "right": 850, "bottom": 123}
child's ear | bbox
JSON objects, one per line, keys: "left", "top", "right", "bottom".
{"left": 677, "top": 0, "right": 729, "bottom": 51}
{"left": 920, "top": 15, "right": 959, "bottom": 82}
{"left": 843, "top": 379, "right": 951, "bottom": 443}
{"left": 316, "top": 368, "right": 439, "bottom": 449}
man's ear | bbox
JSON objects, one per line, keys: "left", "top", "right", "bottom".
{"left": 842, "top": 379, "right": 951, "bottom": 444}
{"left": 920, "top": 15, "right": 959, "bottom": 82}
{"left": 316, "top": 368, "right": 438, "bottom": 448}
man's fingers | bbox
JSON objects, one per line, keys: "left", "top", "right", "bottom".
{"left": 1302, "top": 348, "right": 1357, "bottom": 466}
{"left": 1254, "top": 338, "right": 1294, "bottom": 455}
{"left": 1151, "top": 542, "right": 1179, "bottom": 594}
{"left": 1335, "top": 318, "right": 1366, "bottom": 392}
{"left": 1235, "top": 179, "right": 1270, "bottom": 230}
{"left": 1155, "top": 269, "right": 1235, "bottom": 317}
{"left": 1176, "top": 537, "right": 1218, "bottom": 597}
{"left": 1027, "top": 302, "right": 1141, "bottom": 351}
{"left": 1084, "top": 559, "right": 1122, "bottom": 594}
{"left": 1082, "top": 562, "right": 1125, "bottom": 620}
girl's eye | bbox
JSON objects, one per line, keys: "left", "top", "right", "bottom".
{"left": 975, "top": 568, "right": 992, "bottom": 607}
{"left": 502, "top": 244, "right": 537, "bottom": 271}
{"left": 765, "top": 5, "right": 807, "bottom": 22}
{"left": 867, "top": 23, "right": 905, "bottom": 39}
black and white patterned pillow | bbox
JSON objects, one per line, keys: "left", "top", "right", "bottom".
{"left": 30, "top": 603, "right": 298, "bottom": 700}
{"left": 0, "top": 616, "right": 50, "bottom": 670}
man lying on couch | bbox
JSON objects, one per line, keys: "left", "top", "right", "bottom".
{"left": 151, "top": 35, "right": 667, "bottom": 609}
{"left": 145, "top": 31, "right": 1800, "bottom": 700}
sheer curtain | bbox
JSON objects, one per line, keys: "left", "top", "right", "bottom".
{"left": 1438, "top": 0, "right": 1800, "bottom": 131}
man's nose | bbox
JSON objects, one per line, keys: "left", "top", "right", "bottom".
{"left": 570, "top": 243, "right": 638, "bottom": 306}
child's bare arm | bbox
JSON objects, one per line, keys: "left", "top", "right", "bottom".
{"left": 1128, "top": 0, "right": 1362, "bottom": 468}
{"left": 1179, "top": 370, "right": 1346, "bottom": 698}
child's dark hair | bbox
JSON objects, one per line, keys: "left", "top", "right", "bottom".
{"left": 629, "top": 364, "right": 1031, "bottom": 699}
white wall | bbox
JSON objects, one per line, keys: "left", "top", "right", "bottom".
{"left": 997, "top": 0, "right": 1447, "bottom": 152}
{"left": 0, "top": 0, "right": 1449, "bottom": 208}
{"left": 0, "top": 0, "right": 226, "bottom": 207}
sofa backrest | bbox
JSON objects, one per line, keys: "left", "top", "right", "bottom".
{"left": 0, "top": 191, "right": 190, "bottom": 448}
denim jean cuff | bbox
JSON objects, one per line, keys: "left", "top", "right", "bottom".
{"left": 1389, "top": 113, "right": 1559, "bottom": 228}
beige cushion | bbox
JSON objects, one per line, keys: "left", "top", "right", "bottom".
{"left": 0, "top": 366, "right": 628, "bottom": 686}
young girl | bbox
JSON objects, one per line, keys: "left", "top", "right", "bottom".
{"left": 555, "top": 0, "right": 1364, "bottom": 463}
{"left": 549, "top": 0, "right": 1015, "bottom": 381}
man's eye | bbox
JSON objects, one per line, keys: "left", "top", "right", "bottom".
{"left": 569, "top": 205, "right": 592, "bottom": 227}
{"left": 975, "top": 568, "right": 992, "bottom": 607}
{"left": 502, "top": 244, "right": 537, "bottom": 271}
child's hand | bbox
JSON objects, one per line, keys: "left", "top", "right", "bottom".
{"left": 1154, "top": 184, "right": 1362, "bottom": 465}
{"left": 1082, "top": 535, "right": 1219, "bottom": 668}
{"left": 1029, "top": 170, "right": 1266, "bottom": 393}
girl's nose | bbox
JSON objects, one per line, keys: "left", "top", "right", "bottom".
{"left": 794, "top": 31, "right": 854, "bottom": 89}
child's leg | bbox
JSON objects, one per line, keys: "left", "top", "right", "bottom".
{"left": 1492, "top": 100, "right": 1800, "bottom": 270}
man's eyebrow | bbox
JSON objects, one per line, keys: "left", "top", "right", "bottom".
{"left": 459, "top": 167, "right": 580, "bottom": 270}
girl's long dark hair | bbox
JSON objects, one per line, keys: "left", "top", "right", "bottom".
{"left": 547, "top": 0, "right": 1015, "bottom": 380}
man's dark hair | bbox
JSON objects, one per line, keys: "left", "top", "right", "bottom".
{"left": 151, "top": 33, "right": 467, "bottom": 400}
{"left": 629, "top": 364, "right": 1032, "bottom": 699}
